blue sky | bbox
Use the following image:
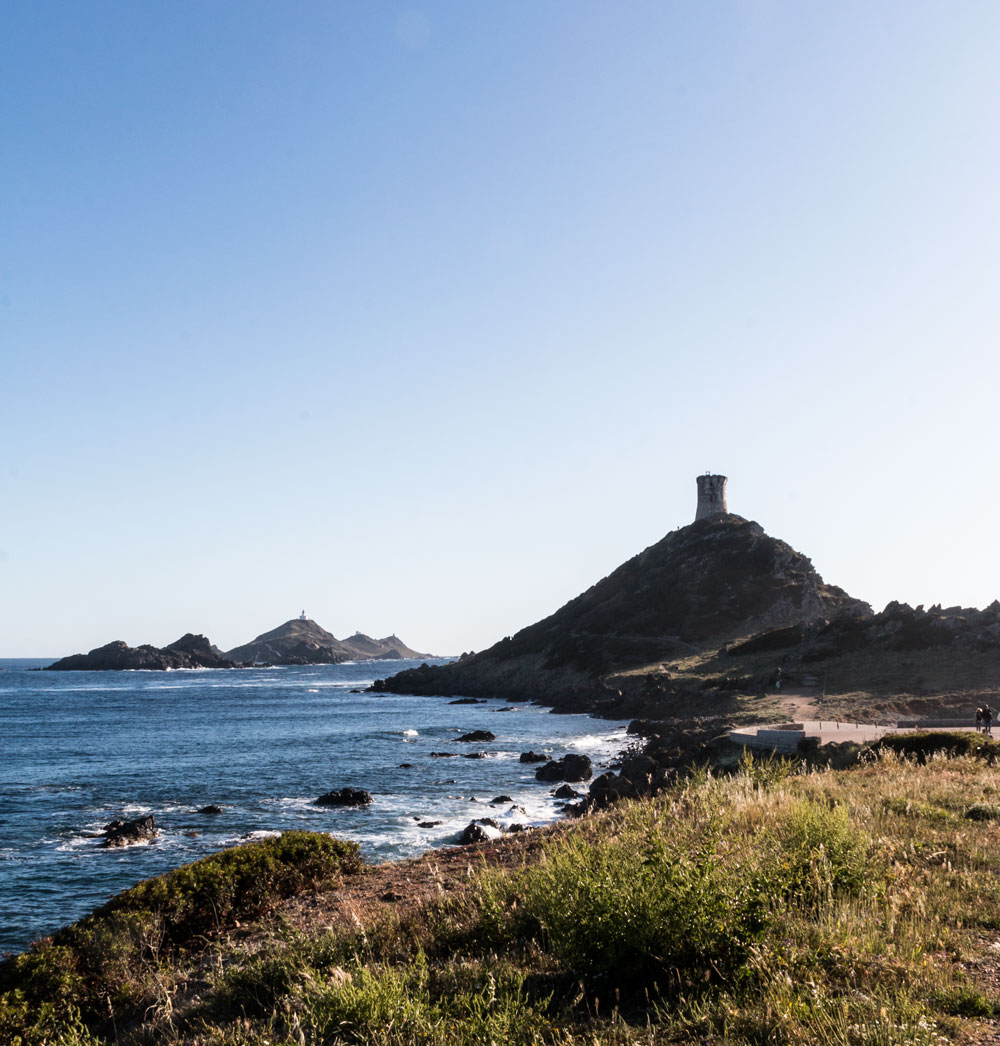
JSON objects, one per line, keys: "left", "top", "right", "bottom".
{"left": 3, "top": 2, "right": 1000, "bottom": 657}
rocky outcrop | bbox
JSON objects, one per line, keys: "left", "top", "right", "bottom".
{"left": 225, "top": 619, "right": 430, "bottom": 666}
{"left": 315, "top": 788, "right": 374, "bottom": 807}
{"left": 46, "top": 635, "right": 234, "bottom": 672}
{"left": 519, "top": 751, "right": 549, "bottom": 764}
{"left": 456, "top": 730, "right": 495, "bottom": 743}
{"left": 535, "top": 754, "right": 592, "bottom": 783}
{"left": 372, "top": 515, "right": 870, "bottom": 709}
{"left": 102, "top": 815, "right": 158, "bottom": 848}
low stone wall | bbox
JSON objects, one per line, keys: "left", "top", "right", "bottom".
{"left": 730, "top": 728, "right": 805, "bottom": 753}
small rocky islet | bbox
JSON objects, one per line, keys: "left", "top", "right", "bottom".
{"left": 44, "top": 616, "right": 430, "bottom": 671}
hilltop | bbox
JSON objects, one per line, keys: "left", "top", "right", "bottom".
{"left": 375, "top": 513, "right": 871, "bottom": 709}
{"left": 223, "top": 618, "right": 429, "bottom": 665}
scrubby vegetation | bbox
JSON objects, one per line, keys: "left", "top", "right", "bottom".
{"left": 0, "top": 831, "right": 359, "bottom": 1045}
{"left": 7, "top": 747, "right": 1000, "bottom": 1044}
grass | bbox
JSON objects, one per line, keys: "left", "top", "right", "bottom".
{"left": 7, "top": 750, "right": 1000, "bottom": 1043}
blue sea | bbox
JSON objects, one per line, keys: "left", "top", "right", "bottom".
{"left": 0, "top": 657, "right": 626, "bottom": 956}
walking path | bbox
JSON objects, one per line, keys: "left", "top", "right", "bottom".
{"left": 730, "top": 699, "right": 989, "bottom": 753}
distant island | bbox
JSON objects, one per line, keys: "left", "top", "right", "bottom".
{"left": 44, "top": 616, "right": 431, "bottom": 671}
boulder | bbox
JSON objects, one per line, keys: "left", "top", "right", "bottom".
{"left": 456, "top": 730, "right": 495, "bottom": 743}
{"left": 553, "top": 784, "right": 581, "bottom": 799}
{"left": 458, "top": 821, "right": 491, "bottom": 845}
{"left": 535, "top": 754, "right": 592, "bottom": 783}
{"left": 315, "top": 788, "right": 373, "bottom": 807}
{"left": 102, "top": 815, "right": 158, "bottom": 848}
{"left": 197, "top": 804, "right": 223, "bottom": 815}
{"left": 490, "top": 795, "right": 514, "bottom": 804}
{"left": 519, "top": 751, "right": 549, "bottom": 764}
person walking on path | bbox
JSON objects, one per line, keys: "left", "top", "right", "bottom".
{"left": 984, "top": 705, "right": 993, "bottom": 735}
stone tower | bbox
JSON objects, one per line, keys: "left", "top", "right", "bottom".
{"left": 695, "top": 473, "right": 728, "bottom": 521}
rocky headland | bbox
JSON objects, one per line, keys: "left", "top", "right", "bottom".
{"left": 373, "top": 512, "right": 871, "bottom": 712}
{"left": 374, "top": 503, "right": 1000, "bottom": 725}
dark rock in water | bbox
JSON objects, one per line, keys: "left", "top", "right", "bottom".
{"left": 46, "top": 635, "right": 234, "bottom": 672}
{"left": 456, "top": 730, "right": 495, "bottom": 742}
{"left": 554, "top": 784, "right": 581, "bottom": 799}
{"left": 508, "top": 823, "right": 527, "bottom": 833}
{"left": 477, "top": 817, "right": 501, "bottom": 830}
{"left": 418, "top": 820, "right": 443, "bottom": 828}
{"left": 490, "top": 795, "right": 514, "bottom": 805}
{"left": 449, "top": 697, "right": 485, "bottom": 704}
{"left": 197, "top": 804, "right": 223, "bottom": 815}
{"left": 315, "top": 788, "right": 373, "bottom": 807}
{"left": 495, "top": 707, "right": 515, "bottom": 712}
{"left": 398, "top": 763, "right": 414, "bottom": 769}
{"left": 519, "top": 751, "right": 549, "bottom": 764}
{"left": 458, "top": 821, "right": 491, "bottom": 845}
{"left": 536, "top": 754, "right": 592, "bottom": 783}
{"left": 430, "top": 752, "right": 458, "bottom": 758}
{"left": 102, "top": 815, "right": 157, "bottom": 848}
{"left": 463, "top": 751, "right": 487, "bottom": 759}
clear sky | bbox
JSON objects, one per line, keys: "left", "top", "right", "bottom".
{"left": 3, "top": 2, "right": 1000, "bottom": 657}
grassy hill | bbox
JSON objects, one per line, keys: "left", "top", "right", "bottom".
{"left": 7, "top": 737, "right": 1000, "bottom": 1044}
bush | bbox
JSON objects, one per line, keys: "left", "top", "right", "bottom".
{"left": 768, "top": 799, "right": 871, "bottom": 904}
{"left": 873, "top": 731, "right": 999, "bottom": 763}
{"left": 0, "top": 831, "right": 360, "bottom": 1041}
{"left": 965, "top": 803, "right": 1000, "bottom": 821}
{"left": 475, "top": 826, "right": 769, "bottom": 992}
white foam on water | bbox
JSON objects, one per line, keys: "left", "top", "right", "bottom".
{"left": 402, "top": 729, "right": 419, "bottom": 736}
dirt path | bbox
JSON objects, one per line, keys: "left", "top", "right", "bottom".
{"left": 779, "top": 690, "right": 819, "bottom": 721}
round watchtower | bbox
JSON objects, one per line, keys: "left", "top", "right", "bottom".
{"left": 695, "top": 473, "right": 728, "bottom": 521}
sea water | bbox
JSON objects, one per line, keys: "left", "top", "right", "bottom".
{"left": 0, "top": 658, "right": 626, "bottom": 955}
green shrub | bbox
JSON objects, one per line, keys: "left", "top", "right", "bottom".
{"left": 770, "top": 799, "right": 871, "bottom": 904}
{"left": 882, "top": 797, "right": 954, "bottom": 821}
{"left": 965, "top": 803, "right": 1000, "bottom": 821}
{"left": 0, "top": 831, "right": 359, "bottom": 1042}
{"left": 930, "top": 983, "right": 999, "bottom": 1017}
{"left": 873, "top": 731, "right": 999, "bottom": 763}
{"left": 89, "top": 830, "right": 360, "bottom": 950}
{"left": 475, "top": 826, "right": 769, "bottom": 992}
